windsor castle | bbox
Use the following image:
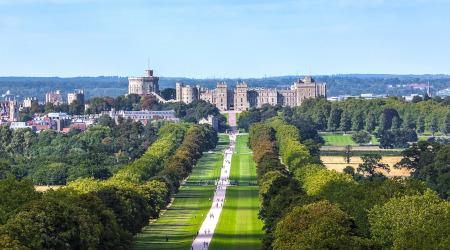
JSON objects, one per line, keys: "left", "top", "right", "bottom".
{"left": 129, "top": 69, "right": 326, "bottom": 111}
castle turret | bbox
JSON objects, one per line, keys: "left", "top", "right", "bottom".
{"left": 129, "top": 69, "right": 159, "bottom": 95}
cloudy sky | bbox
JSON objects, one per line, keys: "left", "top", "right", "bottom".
{"left": 0, "top": 0, "right": 449, "bottom": 77}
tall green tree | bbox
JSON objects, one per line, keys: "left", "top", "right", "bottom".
{"left": 327, "top": 107, "right": 341, "bottom": 132}
{"left": 416, "top": 114, "right": 425, "bottom": 135}
{"left": 69, "top": 99, "right": 84, "bottom": 115}
{"left": 378, "top": 113, "right": 388, "bottom": 132}
{"left": 442, "top": 113, "right": 450, "bottom": 136}
{"left": 368, "top": 190, "right": 450, "bottom": 249}
{"left": 365, "top": 111, "right": 376, "bottom": 133}
{"left": 339, "top": 110, "right": 351, "bottom": 133}
{"left": 430, "top": 112, "right": 439, "bottom": 136}
{"left": 351, "top": 111, "right": 364, "bottom": 131}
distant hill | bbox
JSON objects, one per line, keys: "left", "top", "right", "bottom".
{"left": 1, "top": 74, "right": 449, "bottom": 102}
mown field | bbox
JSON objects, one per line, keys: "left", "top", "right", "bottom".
{"left": 322, "top": 133, "right": 378, "bottom": 146}
{"left": 209, "top": 135, "right": 263, "bottom": 250}
{"left": 133, "top": 135, "right": 229, "bottom": 250}
{"left": 322, "top": 156, "right": 410, "bottom": 177}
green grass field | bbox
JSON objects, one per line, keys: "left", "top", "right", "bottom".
{"left": 133, "top": 135, "right": 229, "bottom": 250}
{"left": 209, "top": 135, "right": 263, "bottom": 250}
{"left": 322, "top": 134, "right": 379, "bottom": 146}
{"left": 223, "top": 113, "right": 229, "bottom": 125}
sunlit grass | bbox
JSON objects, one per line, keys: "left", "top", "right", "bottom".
{"left": 209, "top": 134, "right": 263, "bottom": 250}
{"left": 133, "top": 135, "right": 229, "bottom": 250}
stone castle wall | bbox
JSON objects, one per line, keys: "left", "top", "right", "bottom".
{"left": 176, "top": 77, "right": 326, "bottom": 111}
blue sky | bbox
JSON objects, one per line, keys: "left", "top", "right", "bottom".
{"left": 0, "top": 0, "right": 449, "bottom": 77}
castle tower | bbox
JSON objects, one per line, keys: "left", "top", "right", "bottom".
{"left": 129, "top": 69, "right": 160, "bottom": 95}
{"left": 235, "top": 81, "right": 249, "bottom": 111}
{"left": 215, "top": 82, "right": 228, "bottom": 111}
{"left": 68, "top": 90, "right": 85, "bottom": 105}
{"left": 9, "top": 99, "right": 19, "bottom": 121}
{"left": 176, "top": 82, "right": 183, "bottom": 102}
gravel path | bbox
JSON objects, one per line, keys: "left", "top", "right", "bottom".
{"left": 191, "top": 133, "right": 236, "bottom": 250}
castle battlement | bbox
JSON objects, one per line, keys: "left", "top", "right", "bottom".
{"left": 176, "top": 77, "right": 326, "bottom": 111}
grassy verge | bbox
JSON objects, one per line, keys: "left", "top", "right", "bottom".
{"left": 133, "top": 135, "right": 229, "bottom": 250}
{"left": 223, "top": 113, "right": 229, "bottom": 125}
{"left": 209, "top": 135, "right": 263, "bottom": 250}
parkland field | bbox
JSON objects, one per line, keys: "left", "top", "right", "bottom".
{"left": 209, "top": 135, "right": 263, "bottom": 250}
{"left": 133, "top": 135, "right": 229, "bottom": 249}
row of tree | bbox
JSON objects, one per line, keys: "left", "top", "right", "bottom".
{"left": 248, "top": 121, "right": 450, "bottom": 249}
{"left": 239, "top": 96, "right": 450, "bottom": 135}
{"left": 0, "top": 122, "right": 218, "bottom": 249}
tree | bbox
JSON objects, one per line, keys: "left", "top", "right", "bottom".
{"left": 368, "top": 190, "right": 450, "bottom": 249}
{"left": 378, "top": 113, "right": 388, "bottom": 131}
{"left": 351, "top": 130, "right": 371, "bottom": 145}
{"left": 365, "top": 111, "right": 376, "bottom": 133}
{"left": 0, "top": 175, "right": 41, "bottom": 224}
{"left": 160, "top": 88, "right": 176, "bottom": 100}
{"left": 412, "top": 95, "right": 423, "bottom": 103}
{"left": 45, "top": 102, "right": 56, "bottom": 114}
{"left": 402, "top": 112, "right": 415, "bottom": 129}
{"left": 342, "top": 145, "right": 353, "bottom": 164}
{"left": 140, "top": 95, "right": 157, "bottom": 111}
{"left": 416, "top": 114, "right": 425, "bottom": 135}
{"left": 351, "top": 111, "right": 364, "bottom": 131}
{"left": 273, "top": 201, "right": 372, "bottom": 249}
{"left": 327, "top": 107, "right": 341, "bottom": 132}
{"left": 391, "top": 116, "right": 400, "bottom": 130}
{"left": 357, "top": 154, "right": 389, "bottom": 179}
{"left": 339, "top": 110, "right": 351, "bottom": 133}
{"left": 430, "top": 112, "right": 439, "bottom": 136}
{"left": 442, "top": 113, "right": 450, "bottom": 136}
{"left": 97, "top": 114, "right": 116, "bottom": 128}
{"left": 69, "top": 99, "right": 84, "bottom": 115}
{"left": 30, "top": 100, "right": 43, "bottom": 114}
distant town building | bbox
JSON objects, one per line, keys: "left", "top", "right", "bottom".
{"left": 46, "top": 90, "right": 63, "bottom": 105}
{"left": 176, "top": 76, "right": 326, "bottom": 111}
{"left": 23, "top": 97, "right": 37, "bottom": 108}
{"left": 128, "top": 69, "right": 160, "bottom": 95}
{"left": 437, "top": 87, "right": 450, "bottom": 97}
{"left": 10, "top": 122, "right": 33, "bottom": 130}
{"left": 68, "top": 90, "right": 85, "bottom": 105}
{"left": 403, "top": 94, "right": 423, "bottom": 102}
{"left": 9, "top": 100, "right": 19, "bottom": 121}
{"left": 47, "top": 112, "right": 71, "bottom": 120}
{"left": 101, "top": 109, "right": 179, "bottom": 123}
{"left": 199, "top": 115, "right": 218, "bottom": 132}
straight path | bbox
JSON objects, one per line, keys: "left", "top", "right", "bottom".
{"left": 209, "top": 135, "right": 263, "bottom": 250}
{"left": 134, "top": 136, "right": 229, "bottom": 250}
{"left": 191, "top": 133, "right": 236, "bottom": 250}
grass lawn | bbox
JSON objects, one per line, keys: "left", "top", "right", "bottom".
{"left": 236, "top": 112, "right": 240, "bottom": 121}
{"left": 223, "top": 113, "right": 229, "bottom": 125}
{"left": 133, "top": 135, "right": 229, "bottom": 250}
{"left": 209, "top": 135, "right": 263, "bottom": 250}
{"left": 323, "top": 134, "right": 379, "bottom": 146}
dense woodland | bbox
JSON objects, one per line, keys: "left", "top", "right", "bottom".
{"left": 248, "top": 121, "right": 449, "bottom": 249}
{"left": 1, "top": 74, "right": 449, "bottom": 102}
{"left": 0, "top": 123, "right": 218, "bottom": 249}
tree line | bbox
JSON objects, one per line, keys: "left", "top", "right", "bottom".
{"left": 248, "top": 121, "right": 449, "bottom": 249}
{"left": 239, "top": 96, "right": 450, "bottom": 148}
{"left": 0, "top": 122, "right": 218, "bottom": 249}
